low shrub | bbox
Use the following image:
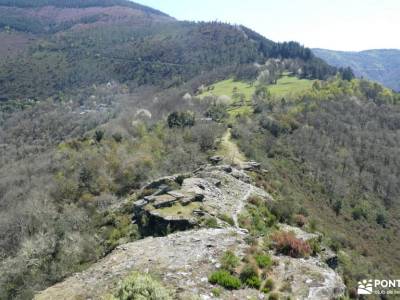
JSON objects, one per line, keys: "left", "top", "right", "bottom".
{"left": 113, "top": 272, "right": 172, "bottom": 300}
{"left": 272, "top": 231, "right": 311, "bottom": 258}
{"left": 264, "top": 278, "right": 275, "bottom": 291}
{"left": 240, "top": 264, "right": 260, "bottom": 288}
{"left": 245, "top": 275, "right": 261, "bottom": 289}
{"left": 203, "top": 217, "right": 218, "bottom": 228}
{"left": 279, "top": 280, "right": 292, "bottom": 293}
{"left": 239, "top": 264, "right": 258, "bottom": 281}
{"left": 241, "top": 200, "right": 276, "bottom": 236}
{"left": 208, "top": 270, "right": 241, "bottom": 290}
{"left": 268, "top": 292, "right": 280, "bottom": 300}
{"left": 255, "top": 253, "right": 273, "bottom": 269}
{"left": 352, "top": 207, "right": 367, "bottom": 220}
{"left": 308, "top": 238, "right": 321, "bottom": 256}
{"left": 270, "top": 200, "right": 295, "bottom": 224}
{"left": 211, "top": 287, "right": 222, "bottom": 297}
{"left": 247, "top": 195, "right": 263, "bottom": 206}
{"left": 218, "top": 213, "right": 235, "bottom": 226}
{"left": 329, "top": 237, "right": 341, "bottom": 252}
{"left": 112, "top": 133, "right": 123, "bottom": 143}
{"left": 308, "top": 218, "right": 318, "bottom": 233}
{"left": 94, "top": 130, "right": 104, "bottom": 142}
{"left": 221, "top": 251, "right": 240, "bottom": 272}
{"left": 293, "top": 214, "right": 306, "bottom": 227}
{"left": 262, "top": 287, "right": 270, "bottom": 294}
{"left": 376, "top": 212, "right": 387, "bottom": 227}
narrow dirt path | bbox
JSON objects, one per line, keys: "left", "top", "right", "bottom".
{"left": 217, "top": 128, "right": 246, "bottom": 167}
{"left": 233, "top": 184, "right": 253, "bottom": 228}
{"left": 217, "top": 128, "right": 251, "bottom": 228}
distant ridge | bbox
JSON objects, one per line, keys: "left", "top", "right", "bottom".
{"left": 0, "top": 0, "right": 169, "bottom": 16}
{"left": 313, "top": 48, "right": 400, "bottom": 91}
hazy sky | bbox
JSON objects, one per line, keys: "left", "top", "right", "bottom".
{"left": 134, "top": 0, "right": 399, "bottom": 51}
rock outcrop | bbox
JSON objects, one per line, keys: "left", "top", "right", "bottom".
{"left": 35, "top": 162, "right": 345, "bottom": 300}
{"left": 271, "top": 254, "right": 345, "bottom": 300}
{"left": 133, "top": 164, "right": 271, "bottom": 235}
{"left": 271, "top": 224, "right": 345, "bottom": 299}
{"left": 35, "top": 228, "right": 252, "bottom": 300}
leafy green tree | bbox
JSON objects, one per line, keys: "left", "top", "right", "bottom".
{"left": 376, "top": 213, "right": 387, "bottom": 227}
{"left": 333, "top": 200, "right": 342, "bottom": 216}
{"left": 167, "top": 111, "right": 195, "bottom": 128}
{"left": 339, "top": 67, "right": 355, "bottom": 81}
{"left": 94, "top": 130, "right": 104, "bottom": 143}
{"left": 206, "top": 104, "right": 228, "bottom": 122}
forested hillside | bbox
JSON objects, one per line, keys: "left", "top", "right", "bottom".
{"left": 0, "top": 0, "right": 168, "bottom": 12}
{"left": 0, "top": 0, "right": 172, "bottom": 34}
{"left": 313, "top": 48, "right": 400, "bottom": 91}
{"left": 0, "top": 0, "right": 338, "bottom": 102}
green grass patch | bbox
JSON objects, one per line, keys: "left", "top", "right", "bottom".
{"left": 218, "top": 213, "right": 235, "bottom": 226}
{"left": 203, "top": 216, "right": 219, "bottom": 228}
{"left": 211, "top": 287, "right": 222, "bottom": 297}
{"left": 268, "top": 75, "right": 314, "bottom": 97}
{"left": 199, "top": 78, "right": 256, "bottom": 103}
{"left": 227, "top": 105, "right": 254, "bottom": 118}
{"left": 239, "top": 264, "right": 261, "bottom": 288}
{"left": 198, "top": 75, "right": 314, "bottom": 120}
{"left": 199, "top": 76, "right": 313, "bottom": 103}
{"left": 254, "top": 253, "right": 273, "bottom": 269}
{"left": 220, "top": 251, "right": 240, "bottom": 272}
{"left": 238, "top": 197, "right": 277, "bottom": 236}
{"left": 154, "top": 202, "right": 201, "bottom": 217}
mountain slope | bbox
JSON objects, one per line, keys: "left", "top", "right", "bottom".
{"left": 0, "top": 0, "right": 169, "bottom": 12}
{"left": 0, "top": 0, "right": 172, "bottom": 34}
{"left": 313, "top": 48, "right": 400, "bottom": 91}
{"left": 0, "top": 1, "right": 338, "bottom": 102}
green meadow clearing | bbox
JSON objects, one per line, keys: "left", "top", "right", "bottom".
{"left": 199, "top": 75, "right": 314, "bottom": 101}
{"left": 199, "top": 78, "right": 256, "bottom": 102}
{"left": 268, "top": 75, "right": 314, "bottom": 97}
{"left": 198, "top": 75, "right": 314, "bottom": 116}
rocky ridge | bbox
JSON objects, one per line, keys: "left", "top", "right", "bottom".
{"left": 35, "top": 162, "right": 345, "bottom": 300}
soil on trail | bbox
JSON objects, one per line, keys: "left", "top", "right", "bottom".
{"left": 217, "top": 128, "right": 246, "bottom": 166}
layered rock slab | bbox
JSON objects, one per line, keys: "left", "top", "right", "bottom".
{"left": 134, "top": 164, "right": 272, "bottom": 235}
